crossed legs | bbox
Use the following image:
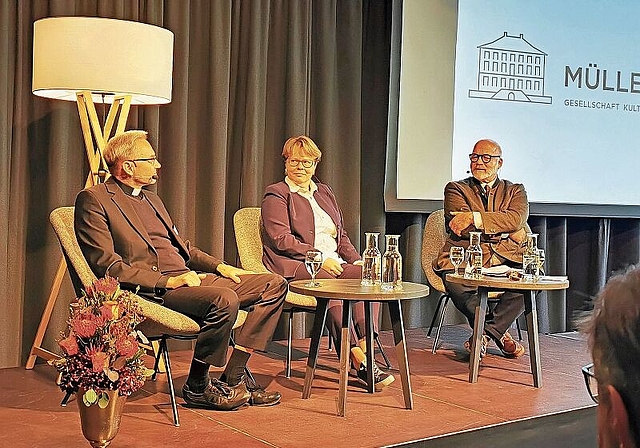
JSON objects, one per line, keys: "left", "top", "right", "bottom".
{"left": 443, "top": 275, "right": 525, "bottom": 345}
{"left": 162, "top": 272, "right": 287, "bottom": 409}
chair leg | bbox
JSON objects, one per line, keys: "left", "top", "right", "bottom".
{"left": 286, "top": 309, "right": 293, "bottom": 378}
{"left": 159, "top": 337, "right": 180, "bottom": 427}
{"left": 427, "top": 294, "right": 446, "bottom": 337}
{"left": 516, "top": 316, "right": 523, "bottom": 341}
{"left": 60, "top": 391, "right": 73, "bottom": 407}
{"left": 286, "top": 308, "right": 330, "bottom": 377}
{"left": 432, "top": 296, "right": 450, "bottom": 354}
{"left": 375, "top": 335, "right": 392, "bottom": 369}
{"left": 151, "top": 339, "right": 163, "bottom": 381}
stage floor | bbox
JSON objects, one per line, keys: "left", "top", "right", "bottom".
{"left": 0, "top": 326, "right": 596, "bottom": 447}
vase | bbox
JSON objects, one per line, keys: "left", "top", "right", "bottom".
{"left": 381, "top": 234, "right": 403, "bottom": 290}
{"left": 76, "top": 388, "right": 127, "bottom": 448}
{"left": 466, "top": 231, "right": 483, "bottom": 279}
{"left": 522, "top": 232, "right": 539, "bottom": 281}
{"left": 361, "top": 232, "right": 382, "bottom": 286}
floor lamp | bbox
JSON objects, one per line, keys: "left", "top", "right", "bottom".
{"left": 26, "top": 17, "right": 174, "bottom": 369}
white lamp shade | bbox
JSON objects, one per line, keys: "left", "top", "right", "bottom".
{"left": 32, "top": 17, "right": 173, "bottom": 105}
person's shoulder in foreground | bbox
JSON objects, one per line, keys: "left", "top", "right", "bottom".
{"left": 583, "top": 264, "right": 640, "bottom": 448}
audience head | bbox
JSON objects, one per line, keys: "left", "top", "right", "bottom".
{"left": 469, "top": 139, "right": 502, "bottom": 184}
{"left": 104, "top": 130, "right": 161, "bottom": 188}
{"left": 281, "top": 135, "right": 321, "bottom": 188}
{"left": 585, "top": 265, "right": 640, "bottom": 448}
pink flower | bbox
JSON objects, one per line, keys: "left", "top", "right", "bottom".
{"left": 71, "top": 312, "right": 99, "bottom": 338}
{"left": 58, "top": 335, "right": 78, "bottom": 355}
{"left": 116, "top": 335, "right": 139, "bottom": 358}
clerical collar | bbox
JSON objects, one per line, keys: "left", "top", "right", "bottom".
{"left": 114, "top": 178, "right": 143, "bottom": 197}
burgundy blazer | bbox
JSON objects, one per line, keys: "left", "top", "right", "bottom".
{"left": 75, "top": 177, "right": 223, "bottom": 294}
{"left": 434, "top": 177, "right": 529, "bottom": 272}
{"left": 261, "top": 180, "right": 360, "bottom": 279}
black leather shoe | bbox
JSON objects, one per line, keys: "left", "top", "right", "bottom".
{"left": 222, "top": 374, "right": 282, "bottom": 407}
{"left": 182, "top": 378, "right": 250, "bottom": 411}
{"left": 246, "top": 382, "right": 281, "bottom": 407}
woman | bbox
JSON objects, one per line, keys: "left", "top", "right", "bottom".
{"left": 261, "top": 135, "right": 393, "bottom": 390}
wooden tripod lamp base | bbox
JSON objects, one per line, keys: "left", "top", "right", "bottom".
{"left": 25, "top": 92, "right": 131, "bottom": 369}
{"left": 28, "top": 16, "right": 174, "bottom": 369}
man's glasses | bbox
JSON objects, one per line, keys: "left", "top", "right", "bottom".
{"left": 287, "top": 158, "right": 316, "bottom": 168}
{"left": 582, "top": 363, "right": 598, "bottom": 403}
{"left": 469, "top": 153, "right": 501, "bottom": 163}
{"left": 128, "top": 157, "right": 158, "bottom": 165}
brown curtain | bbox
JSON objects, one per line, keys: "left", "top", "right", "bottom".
{"left": 0, "top": 0, "right": 386, "bottom": 368}
{"left": 1, "top": 0, "right": 636, "bottom": 370}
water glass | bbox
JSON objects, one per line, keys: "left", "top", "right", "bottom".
{"left": 449, "top": 246, "right": 465, "bottom": 276}
{"left": 304, "top": 250, "right": 323, "bottom": 287}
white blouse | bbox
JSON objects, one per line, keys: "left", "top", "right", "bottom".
{"left": 285, "top": 176, "right": 345, "bottom": 264}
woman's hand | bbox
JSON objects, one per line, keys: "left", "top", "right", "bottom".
{"left": 322, "top": 258, "right": 344, "bottom": 277}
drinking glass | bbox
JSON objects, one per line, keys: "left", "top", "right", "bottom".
{"left": 304, "top": 249, "right": 323, "bottom": 287}
{"left": 449, "top": 246, "right": 465, "bottom": 276}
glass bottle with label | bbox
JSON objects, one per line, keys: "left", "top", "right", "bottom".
{"left": 361, "top": 232, "right": 382, "bottom": 286}
{"left": 466, "top": 231, "right": 483, "bottom": 279}
{"left": 381, "top": 234, "right": 403, "bottom": 290}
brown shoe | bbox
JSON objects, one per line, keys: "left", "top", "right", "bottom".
{"left": 499, "top": 332, "right": 525, "bottom": 358}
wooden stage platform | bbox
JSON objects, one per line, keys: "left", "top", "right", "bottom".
{"left": 0, "top": 326, "right": 596, "bottom": 447}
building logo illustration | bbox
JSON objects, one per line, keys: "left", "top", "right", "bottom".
{"left": 469, "top": 32, "right": 552, "bottom": 104}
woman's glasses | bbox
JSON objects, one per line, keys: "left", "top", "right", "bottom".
{"left": 287, "top": 158, "right": 316, "bottom": 168}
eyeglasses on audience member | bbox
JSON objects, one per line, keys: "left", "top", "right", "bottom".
{"left": 582, "top": 363, "right": 598, "bottom": 403}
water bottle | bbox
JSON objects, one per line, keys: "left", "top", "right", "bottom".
{"left": 381, "top": 234, "right": 403, "bottom": 290}
{"left": 466, "top": 231, "right": 483, "bottom": 279}
{"left": 361, "top": 232, "right": 382, "bottom": 286}
{"left": 522, "top": 232, "right": 539, "bottom": 282}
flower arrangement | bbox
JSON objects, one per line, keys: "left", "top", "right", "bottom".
{"left": 51, "top": 276, "right": 154, "bottom": 407}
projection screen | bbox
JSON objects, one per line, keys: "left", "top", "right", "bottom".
{"left": 385, "top": 0, "right": 640, "bottom": 217}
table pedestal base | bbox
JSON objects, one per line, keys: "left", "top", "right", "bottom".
{"left": 302, "top": 298, "right": 413, "bottom": 416}
{"left": 469, "top": 288, "right": 542, "bottom": 387}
